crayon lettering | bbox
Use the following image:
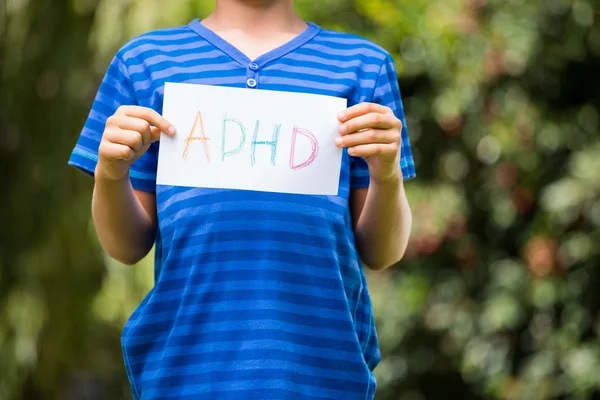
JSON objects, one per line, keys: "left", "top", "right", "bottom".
{"left": 221, "top": 113, "right": 247, "bottom": 161}
{"left": 251, "top": 121, "right": 281, "bottom": 166}
{"left": 182, "top": 111, "right": 211, "bottom": 162}
{"left": 289, "top": 126, "right": 319, "bottom": 170}
{"left": 182, "top": 112, "right": 323, "bottom": 171}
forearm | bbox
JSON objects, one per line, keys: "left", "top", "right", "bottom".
{"left": 92, "top": 165, "right": 156, "bottom": 265}
{"left": 354, "top": 177, "right": 412, "bottom": 270}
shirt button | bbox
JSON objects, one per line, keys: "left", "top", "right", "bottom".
{"left": 246, "top": 78, "right": 257, "bottom": 88}
{"left": 249, "top": 62, "right": 259, "bottom": 71}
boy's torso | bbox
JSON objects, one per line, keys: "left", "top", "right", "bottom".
{"left": 118, "top": 20, "right": 388, "bottom": 400}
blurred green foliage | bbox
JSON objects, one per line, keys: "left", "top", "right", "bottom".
{"left": 1, "top": 0, "right": 599, "bottom": 399}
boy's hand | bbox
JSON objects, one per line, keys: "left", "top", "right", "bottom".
{"left": 335, "top": 103, "right": 403, "bottom": 184}
{"left": 96, "top": 106, "right": 176, "bottom": 181}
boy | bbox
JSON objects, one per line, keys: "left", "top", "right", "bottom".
{"left": 69, "top": 0, "right": 415, "bottom": 398}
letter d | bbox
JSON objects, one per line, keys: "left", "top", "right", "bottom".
{"left": 289, "top": 126, "right": 319, "bottom": 170}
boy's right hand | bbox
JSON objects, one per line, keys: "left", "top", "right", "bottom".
{"left": 96, "top": 106, "right": 176, "bottom": 181}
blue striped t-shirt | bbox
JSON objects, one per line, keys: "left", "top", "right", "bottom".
{"left": 69, "top": 19, "right": 415, "bottom": 400}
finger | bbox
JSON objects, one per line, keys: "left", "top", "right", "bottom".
{"left": 117, "top": 105, "right": 176, "bottom": 135}
{"left": 339, "top": 112, "right": 399, "bottom": 135}
{"left": 347, "top": 143, "right": 398, "bottom": 159}
{"left": 335, "top": 129, "right": 398, "bottom": 148}
{"left": 104, "top": 128, "right": 145, "bottom": 152}
{"left": 110, "top": 117, "right": 154, "bottom": 146}
{"left": 338, "top": 103, "right": 391, "bottom": 122}
{"left": 99, "top": 141, "right": 136, "bottom": 162}
{"left": 150, "top": 126, "right": 162, "bottom": 143}
{"left": 109, "top": 115, "right": 152, "bottom": 136}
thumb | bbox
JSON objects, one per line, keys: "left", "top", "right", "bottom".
{"left": 150, "top": 126, "right": 170, "bottom": 143}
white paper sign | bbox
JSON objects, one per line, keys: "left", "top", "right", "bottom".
{"left": 156, "top": 83, "right": 346, "bottom": 195}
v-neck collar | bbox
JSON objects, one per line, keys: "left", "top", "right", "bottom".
{"left": 187, "top": 18, "right": 320, "bottom": 68}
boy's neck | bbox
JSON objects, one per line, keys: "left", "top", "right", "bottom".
{"left": 205, "top": 0, "right": 306, "bottom": 36}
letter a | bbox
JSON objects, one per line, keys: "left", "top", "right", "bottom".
{"left": 182, "top": 111, "right": 212, "bottom": 162}
{"left": 289, "top": 126, "right": 319, "bottom": 170}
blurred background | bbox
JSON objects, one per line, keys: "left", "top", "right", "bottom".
{"left": 1, "top": 0, "right": 599, "bottom": 399}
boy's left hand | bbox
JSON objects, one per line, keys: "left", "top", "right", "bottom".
{"left": 335, "top": 103, "right": 403, "bottom": 184}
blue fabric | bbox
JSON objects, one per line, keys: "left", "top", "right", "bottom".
{"left": 69, "top": 19, "right": 416, "bottom": 400}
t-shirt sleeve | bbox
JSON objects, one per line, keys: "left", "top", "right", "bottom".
{"left": 68, "top": 53, "right": 158, "bottom": 192}
{"left": 350, "top": 54, "right": 416, "bottom": 189}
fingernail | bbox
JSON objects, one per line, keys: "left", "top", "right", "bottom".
{"left": 338, "top": 112, "right": 346, "bottom": 121}
{"left": 339, "top": 124, "right": 347, "bottom": 134}
{"left": 168, "top": 126, "right": 176, "bottom": 134}
{"left": 335, "top": 137, "right": 344, "bottom": 147}
{"left": 348, "top": 148, "right": 355, "bottom": 155}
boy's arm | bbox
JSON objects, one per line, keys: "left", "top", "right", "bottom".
{"left": 69, "top": 52, "right": 172, "bottom": 265}
{"left": 350, "top": 181, "right": 412, "bottom": 271}
{"left": 92, "top": 176, "right": 158, "bottom": 266}
{"left": 337, "top": 102, "right": 413, "bottom": 270}
{"left": 92, "top": 106, "right": 175, "bottom": 265}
